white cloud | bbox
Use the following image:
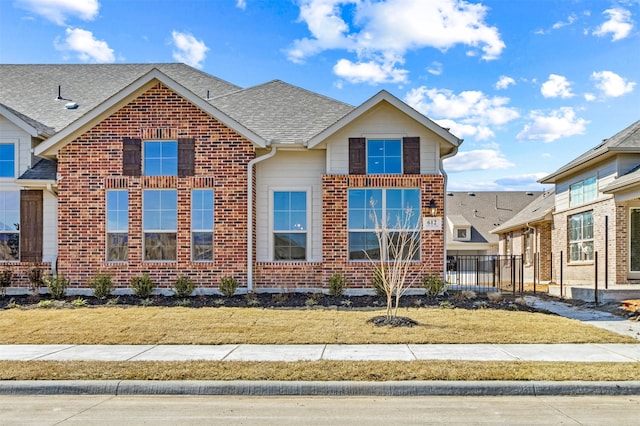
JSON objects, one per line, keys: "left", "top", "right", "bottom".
{"left": 405, "top": 86, "right": 519, "bottom": 140}
{"left": 334, "top": 58, "right": 408, "bottom": 84}
{"left": 516, "top": 107, "right": 589, "bottom": 143}
{"left": 427, "top": 61, "right": 443, "bottom": 76}
{"left": 494, "top": 173, "right": 548, "bottom": 189}
{"left": 552, "top": 14, "right": 577, "bottom": 30}
{"left": 287, "top": 0, "right": 505, "bottom": 84}
{"left": 54, "top": 27, "right": 114, "bottom": 62}
{"left": 495, "top": 75, "right": 515, "bottom": 90}
{"left": 443, "top": 148, "right": 514, "bottom": 172}
{"left": 540, "top": 74, "right": 574, "bottom": 98}
{"left": 591, "top": 70, "right": 636, "bottom": 97}
{"left": 236, "top": 0, "right": 247, "bottom": 10}
{"left": 593, "top": 7, "right": 633, "bottom": 41}
{"left": 16, "top": 0, "right": 99, "bottom": 25}
{"left": 171, "top": 31, "right": 209, "bottom": 69}
{"left": 584, "top": 93, "right": 596, "bottom": 102}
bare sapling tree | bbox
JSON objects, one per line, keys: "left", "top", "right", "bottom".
{"left": 368, "top": 198, "right": 422, "bottom": 322}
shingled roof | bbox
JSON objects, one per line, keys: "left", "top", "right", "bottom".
{"left": 490, "top": 189, "right": 555, "bottom": 234}
{"left": 540, "top": 120, "right": 640, "bottom": 184}
{"left": 0, "top": 64, "right": 240, "bottom": 134}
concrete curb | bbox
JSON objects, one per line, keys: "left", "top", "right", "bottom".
{"left": 2, "top": 380, "right": 640, "bottom": 396}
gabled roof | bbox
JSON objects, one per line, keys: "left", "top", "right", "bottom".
{"left": 445, "top": 191, "right": 541, "bottom": 246}
{"left": 490, "top": 189, "right": 555, "bottom": 234}
{"left": 0, "top": 102, "right": 53, "bottom": 138}
{"left": 306, "top": 90, "right": 461, "bottom": 154}
{"left": 0, "top": 64, "right": 241, "bottom": 135}
{"left": 540, "top": 120, "right": 640, "bottom": 184}
{"left": 209, "top": 80, "right": 354, "bottom": 145}
{"left": 601, "top": 163, "right": 640, "bottom": 194}
{"left": 35, "top": 68, "right": 267, "bottom": 158}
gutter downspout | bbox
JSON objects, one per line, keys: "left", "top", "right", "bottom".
{"left": 247, "top": 145, "right": 277, "bottom": 292}
{"left": 439, "top": 141, "right": 461, "bottom": 280}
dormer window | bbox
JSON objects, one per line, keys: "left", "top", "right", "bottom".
{"left": 0, "top": 144, "right": 15, "bottom": 178}
{"left": 454, "top": 226, "right": 470, "bottom": 241}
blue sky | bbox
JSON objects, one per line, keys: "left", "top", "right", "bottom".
{"left": 1, "top": 0, "right": 639, "bottom": 191}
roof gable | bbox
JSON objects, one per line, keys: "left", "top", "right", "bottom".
{"left": 35, "top": 68, "right": 266, "bottom": 158}
{"left": 490, "top": 189, "right": 555, "bottom": 234}
{"left": 307, "top": 90, "right": 461, "bottom": 154}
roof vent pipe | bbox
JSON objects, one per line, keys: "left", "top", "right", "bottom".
{"left": 56, "top": 85, "right": 63, "bottom": 100}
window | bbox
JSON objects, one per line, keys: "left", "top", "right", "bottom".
{"left": 106, "top": 190, "right": 128, "bottom": 261}
{"left": 144, "top": 141, "right": 177, "bottom": 176}
{"left": 524, "top": 230, "right": 532, "bottom": 265}
{"left": 367, "top": 139, "right": 402, "bottom": 174}
{"left": 348, "top": 188, "right": 420, "bottom": 260}
{"left": 273, "top": 191, "right": 307, "bottom": 260}
{"left": 570, "top": 177, "right": 597, "bottom": 207}
{"left": 0, "top": 144, "right": 14, "bottom": 178}
{"left": 0, "top": 192, "right": 19, "bottom": 261}
{"left": 143, "top": 189, "right": 177, "bottom": 261}
{"left": 192, "top": 189, "right": 213, "bottom": 261}
{"left": 505, "top": 233, "right": 512, "bottom": 256}
{"left": 568, "top": 211, "right": 594, "bottom": 262}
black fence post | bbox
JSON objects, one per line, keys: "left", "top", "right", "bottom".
{"left": 560, "top": 250, "right": 564, "bottom": 299}
{"left": 605, "top": 216, "right": 609, "bottom": 290}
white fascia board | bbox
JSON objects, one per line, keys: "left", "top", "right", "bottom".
{"left": 35, "top": 69, "right": 266, "bottom": 159}
{"left": 306, "top": 90, "right": 461, "bottom": 150}
{"left": 0, "top": 104, "right": 39, "bottom": 137}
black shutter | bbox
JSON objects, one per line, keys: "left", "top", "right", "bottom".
{"left": 20, "top": 190, "right": 43, "bottom": 263}
{"left": 403, "top": 136, "right": 420, "bottom": 174}
{"left": 178, "top": 138, "right": 195, "bottom": 177}
{"left": 349, "top": 137, "right": 366, "bottom": 174}
{"left": 122, "top": 137, "right": 141, "bottom": 176}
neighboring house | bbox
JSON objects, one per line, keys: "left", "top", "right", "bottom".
{"left": 0, "top": 64, "right": 461, "bottom": 292}
{"left": 494, "top": 121, "right": 640, "bottom": 290}
{"left": 445, "top": 191, "right": 541, "bottom": 257}
{"left": 490, "top": 189, "right": 555, "bottom": 285}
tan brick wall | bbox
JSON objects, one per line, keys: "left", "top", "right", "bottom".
{"left": 57, "top": 83, "right": 253, "bottom": 290}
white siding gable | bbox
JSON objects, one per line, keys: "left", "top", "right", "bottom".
{"left": 555, "top": 159, "right": 616, "bottom": 212}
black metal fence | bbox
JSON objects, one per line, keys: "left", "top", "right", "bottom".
{"left": 446, "top": 255, "right": 524, "bottom": 293}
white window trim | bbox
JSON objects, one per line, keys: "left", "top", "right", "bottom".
{"left": 269, "top": 187, "right": 311, "bottom": 262}
{"left": 568, "top": 210, "right": 594, "bottom": 264}
{"left": 191, "top": 188, "right": 214, "bottom": 262}
{"left": 142, "top": 188, "right": 178, "bottom": 262}
{"left": 0, "top": 191, "right": 19, "bottom": 262}
{"left": 569, "top": 175, "right": 597, "bottom": 207}
{"left": 454, "top": 226, "right": 470, "bottom": 241}
{"left": 106, "top": 189, "right": 128, "bottom": 263}
{"left": 348, "top": 187, "right": 422, "bottom": 262}
{"left": 0, "top": 142, "right": 17, "bottom": 180}
{"left": 143, "top": 140, "right": 178, "bottom": 177}
{"left": 366, "top": 138, "right": 403, "bottom": 175}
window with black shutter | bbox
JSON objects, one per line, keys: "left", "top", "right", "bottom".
{"left": 348, "top": 137, "right": 366, "bottom": 174}
{"left": 122, "top": 137, "right": 141, "bottom": 176}
{"left": 402, "top": 136, "right": 420, "bottom": 174}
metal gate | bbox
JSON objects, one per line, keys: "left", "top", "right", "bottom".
{"left": 446, "top": 255, "right": 524, "bottom": 293}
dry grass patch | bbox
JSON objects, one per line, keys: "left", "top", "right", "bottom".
{"left": 0, "top": 306, "right": 633, "bottom": 344}
{"left": 2, "top": 360, "right": 640, "bottom": 381}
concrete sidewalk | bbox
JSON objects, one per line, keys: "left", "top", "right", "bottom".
{"left": 3, "top": 342, "right": 640, "bottom": 362}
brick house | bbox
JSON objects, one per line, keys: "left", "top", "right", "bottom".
{"left": 0, "top": 64, "right": 461, "bottom": 293}
{"left": 494, "top": 120, "right": 640, "bottom": 290}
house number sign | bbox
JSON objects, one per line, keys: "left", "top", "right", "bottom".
{"left": 422, "top": 216, "right": 442, "bottom": 231}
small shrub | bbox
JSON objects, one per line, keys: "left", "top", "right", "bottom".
{"left": 173, "top": 275, "right": 195, "bottom": 298}
{"left": 328, "top": 273, "right": 347, "bottom": 297}
{"left": 28, "top": 267, "right": 44, "bottom": 295}
{"left": 473, "top": 300, "right": 488, "bottom": 309}
{"left": 508, "top": 303, "right": 519, "bottom": 311}
{"left": 340, "top": 299, "right": 352, "bottom": 308}
{"left": 439, "top": 301, "right": 452, "bottom": 309}
{"left": 130, "top": 273, "right": 155, "bottom": 299}
{"left": 245, "top": 292, "right": 260, "bottom": 307}
{"left": 271, "top": 292, "right": 289, "bottom": 305}
{"left": 423, "top": 275, "right": 446, "bottom": 298}
{"left": 515, "top": 297, "right": 528, "bottom": 306}
{"left": 214, "top": 298, "right": 226, "bottom": 306}
{"left": 220, "top": 276, "right": 238, "bottom": 298}
{"left": 176, "top": 298, "right": 191, "bottom": 307}
{"left": 88, "top": 274, "right": 113, "bottom": 299}
{"left": 371, "top": 268, "right": 386, "bottom": 297}
{"left": 0, "top": 269, "right": 12, "bottom": 296}
{"left": 6, "top": 299, "right": 19, "bottom": 309}
{"left": 45, "top": 274, "right": 69, "bottom": 300}
{"left": 140, "top": 297, "right": 154, "bottom": 307}
{"left": 414, "top": 298, "right": 423, "bottom": 307}
{"left": 106, "top": 296, "right": 119, "bottom": 306}
{"left": 487, "top": 291, "right": 503, "bottom": 303}
{"left": 71, "top": 298, "right": 87, "bottom": 307}
{"left": 38, "top": 300, "right": 53, "bottom": 308}
{"left": 457, "top": 290, "right": 477, "bottom": 300}
{"left": 305, "top": 297, "right": 318, "bottom": 307}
